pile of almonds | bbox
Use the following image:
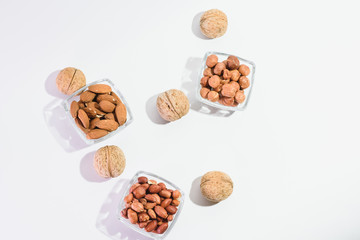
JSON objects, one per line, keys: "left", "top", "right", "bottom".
{"left": 200, "top": 54, "right": 251, "bottom": 107}
{"left": 70, "top": 84, "right": 127, "bottom": 139}
{"left": 121, "top": 176, "right": 181, "bottom": 234}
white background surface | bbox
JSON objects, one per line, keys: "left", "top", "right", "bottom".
{"left": 0, "top": 0, "right": 360, "bottom": 239}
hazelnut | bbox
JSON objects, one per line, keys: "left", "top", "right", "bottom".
{"left": 200, "top": 87, "right": 210, "bottom": 99}
{"left": 56, "top": 67, "right": 86, "bottom": 95}
{"left": 239, "top": 64, "right": 250, "bottom": 76}
{"left": 230, "top": 70, "right": 240, "bottom": 81}
{"left": 222, "top": 69, "right": 231, "bottom": 80}
{"left": 235, "top": 90, "right": 246, "bottom": 103}
{"left": 239, "top": 76, "right": 250, "bottom": 89}
{"left": 93, "top": 145, "right": 126, "bottom": 178}
{"left": 220, "top": 97, "right": 235, "bottom": 106}
{"left": 213, "top": 84, "right": 223, "bottom": 92}
{"left": 203, "top": 67, "right": 213, "bottom": 77}
{"left": 206, "top": 54, "right": 218, "bottom": 68}
{"left": 200, "top": 9, "right": 228, "bottom": 39}
{"left": 213, "top": 62, "right": 226, "bottom": 75}
{"left": 227, "top": 56, "right": 240, "bottom": 70}
{"left": 200, "top": 76, "right": 209, "bottom": 87}
{"left": 207, "top": 91, "right": 219, "bottom": 102}
{"left": 229, "top": 81, "right": 240, "bottom": 91}
{"left": 156, "top": 89, "right": 189, "bottom": 122}
{"left": 208, "top": 75, "right": 221, "bottom": 88}
{"left": 200, "top": 171, "right": 233, "bottom": 202}
{"left": 221, "top": 83, "right": 237, "bottom": 98}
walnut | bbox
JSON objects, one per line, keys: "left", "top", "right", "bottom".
{"left": 200, "top": 171, "right": 233, "bottom": 202}
{"left": 56, "top": 67, "right": 86, "bottom": 95}
{"left": 200, "top": 9, "right": 228, "bottom": 39}
{"left": 93, "top": 145, "right": 126, "bottom": 178}
{"left": 156, "top": 89, "right": 189, "bottom": 122}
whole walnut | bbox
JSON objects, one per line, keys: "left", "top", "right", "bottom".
{"left": 200, "top": 9, "right": 228, "bottom": 39}
{"left": 56, "top": 67, "right": 86, "bottom": 95}
{"left": 157, "top": 89, "right": 189, "bottom": 122}
{"left": 93, "top": 145, "right": 126, "bottom": 178}
{"left": 200, "top": 171, "right": 233, "bottom": 202}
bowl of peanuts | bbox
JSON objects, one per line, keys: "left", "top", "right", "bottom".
{"left": 197, "top": 51, "right": 256, "bottom": 111}
{"left": 118, "top": 171, "right": 185, "bottom": 239}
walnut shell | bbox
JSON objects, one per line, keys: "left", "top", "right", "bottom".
{"left": 93, "top": 145, "right": 126, "bottom": 178}
{"left": 200, "top": 171, "right": 233, "bottom": 202}
{"left": 200, "top": 9, "right": 228, "bottom": 39}
{"left": 156, "top": 89, "right": 189, "bottom": 122}
{"left": 56, "top": 67, "right": 86, "bottom": 95}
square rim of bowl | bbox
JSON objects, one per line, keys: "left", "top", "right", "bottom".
{"left": 117, "top": 171, "right": 185, "bottom": 240}
{"left": 196, "top": 51, "right": 256, "bottom": 111}
{"left": 62, "top": 78, "right": 134, "bottom": 145}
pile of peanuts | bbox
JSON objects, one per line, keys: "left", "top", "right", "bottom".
{"left": 200, "top": 54, "right": 251, "bottom": 107}
{"left": 121, "top": 176, "right": 181, "bottom": 234}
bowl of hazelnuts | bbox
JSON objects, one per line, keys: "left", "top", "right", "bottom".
{"left": 197, "top": 51, "right": 256, "bottom": 111}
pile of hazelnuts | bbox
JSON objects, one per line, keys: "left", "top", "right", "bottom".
{"left": 121, "top": 176, "right": 181, "bottom": 234}
{"left": 200, "top": 54, "right": 251, "bottom": 107}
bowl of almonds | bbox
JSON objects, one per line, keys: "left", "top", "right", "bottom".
{"left": 63, "top": 79, "right": 133, "bottom": 144}
{"left": 197, "top": 51, "right": 256, "bottom": 111}
{"left": 118, "top": 171, "right": 184, "bottom": 239}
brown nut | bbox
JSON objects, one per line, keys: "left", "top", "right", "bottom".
{"left": 171, "top": 199, "right": 180, "bottom": 206}
{"left": 165, "top": 205, "right": 177, "bottom": 215}
{"left": 96, "top": 94, "right": 117, "bottom": 104}
{"left": 239, "top": 64, "right": 250, "bottom": 76}
{"left": 158, "top": 183, "right": 166, "bottom": 190}
{"left": 203, "top": 67, "right": 213, "bottom": 77}
{"left": 200, "top": 87, "right": 210, "bottom": 99}
{"left": 148, "top": 209, "right": 157, "bottom": 219}
{"left": 141, "top": 183, "right": 150, "bottom": 190}
{"left": 156, "top": 222, "right": 168, "bottom": 234}
{"left": 86, "top": 129, "right": 108, "bottom": 139}
{"left": 221, "top": 83, "right": 237, "bottom": 98}
{"left": 138, "top": 176, "right": 148, "bottom": 184}
{"left": 144, "top": 202, "right": 157, "bottom": 209}
{"left": 172, "top": 190, "right": 181, "bottom": 199}
{"left": 220, "top": 97, "right": 235, "bottom": 106}
{"left": 80, "top": 90, "right": 96, "bottom": 102}
{"left": 145, "top": 220, "right": 158, "bottom": 232}
{"left": 227, "top": 56, "right": 240, "bottom": 70}
{"left": 114, "top": 103, "right": 127, "bottom": 126}
{"left": 127, "top": 209, "right": 138, "bottom": 224}
{"left": 121, "top": 208, "right": 128, "bottom": 219}
{"left": 239, "top": 76, "right": 250, "bottom": 89}
{"left": 70, "top": 101, "right": 79, "bottom": 118}
{"left": 133, "top": 186, "right": 146, "bottom": 199}
{"left": 200, "top": 76, "right": 209, "bottom": 87}
{"left": 140, "top": 198, "right": 147, "bottom": 206}
{"left": 77, "top": 109, "right": 90, "bottom": 129}
{"left": 230, "top": 70, "right": 240, "bottom": 81}
{"left": 159, "top": 190, "right": 171, "bottom": 198}
{"left": 111, "top": 92, "right": 123, "bottom": 105}
{"left": 223, "top": 69, "right": 231, "bottom": 80}
{"left": 207, "top": 91, "right": 219, "bottom": 102}
{"left": 148, "top": 184, "right": 162, "bottom": 193}
{"left": 138, "top": 212, "right": 150, "bottom": 222}
{"left": 88, "top": 84, "right": 112, "bottom": 94}
{"left": 129, "top": 183, "right": 141, "bottom": 193}
{"left": 148, "top": 179, "right": 157, "bottom": 185}
{"left": 213, "top": 62, "right": 226, "bottom": 75}
{"left": 94, "top": 119, "right": 119, "bottom": 132}
{"left": 131, "top": 202, "right": 144, "bottom": 213}
{"left": 154, "top": 206, "right": 168, "bottom": 219}
{"left": 93, "top": 145, "right": 126, "bottom": 178}
{"left": 213, "top": 84, "right": 223, "bottom": 92}
{"left": 230, "top": 81, "right": 240, "bottom": 91}
{"left": 56, "top": 67, "right": 86, "bottom": 95}
{"left": 156, "top": 89, "right": 189, "bottom": 122}
{"left": 124, "top": 193, "right": 133, "bottom": 203}
{"left": 200, "top": 9, "right": 228, "bottom": 39}
{"left": 160, "top": 199, "right": 172, "bottom": 208}
{"left": 105, "top": 113, "right": 115, "bottom": 121}
{"left": 206, "top": 54, "right": 218, "bottom": 68}
{"left": 145, "top": 194, "right": 157, "bottom": 202}
{"left": 153, "top": 194, "right": 161, "bottom": 205}
{"left": 208, "top": 75, "right": 221, "bottom": 88}
{"left": 99, "top": 100, "right": 116, "bottom": 113}
{"left": 167, "top": 215, "right": 174, "bottom": 221}
{"left": 235, "top": 90, "right": 246, "bottom": 103}
{"left": 89, "top": 117, "right": 101, "bottom": 129}
{"left": 138, "top": 221, "right": 150, "bottom": 228}
{"left": 200, "top": 171, "right": 233, "bottom": 202}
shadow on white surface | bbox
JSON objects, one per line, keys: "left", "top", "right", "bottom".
{"left": 191, "top": 11, "right": 209, "bottom": 40}
{"left": 145, "top": 94, "right": 169, "bottom": 125}
{"left": 189, "top": 176, "right": 217, "bottom": 207}
{"left": 96, "top": 179, "right": 152, "bottom": 240}
{"left": 43, "top": 99, "right": 88, "bottom": 152}
{"left": 45, "top": 70, "right": 67, "bottom": 98}
{"left": 181, "top": 57, "right": 234, "bottom": 117}
{"left": 80, "top": 151, "right": 109, "bottom": 183}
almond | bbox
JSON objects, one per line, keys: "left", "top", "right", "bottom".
{"left": 88, "top": 84, "right": 112, "bottom": 94}
{"left": 80, "top": 90, "right": 96, "bottom": 102}
{"left": 70, "top": 101, "right": 79, "bottom": 118}
{"left": 83, "top": 107, "right": 97, "bottom": 118}
{"left": 99, "top": 100, "right": 115, "bottom": 113}
{"left": 96, "top": 94, "right": 117, "bottom": 104}
{"left": 77, "top": 109, "right": 89, "bottom": 128}
{"left": 115, "top": 103, "right": 127, "bottom": 126}
{"left": 111, "top": 91, "right": 123, "bottom": 104}
{"left": 95, "top": 120, "right": 119, "bottom": 131}
{"left": 154, "top": 206, "right": 168, "bottom": 219}
{"left": 89, "top": 117, "right": 101, "bottom": 129}
{"left": 75, "top": 118, "right": 89, "bottom": 133}
{"left": 105, "top": 113, "right": 115, "bottom": 120}
{"left": 86, "top": 129, "right": 108, "bottom": 139}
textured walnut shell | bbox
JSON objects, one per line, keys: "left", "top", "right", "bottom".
{"left": 93, "top": 145, "right": 126, "bottom": 178}
{"left": 200, "top": 171, "right": 233, "bottom": 202}
{"left": 56, "top": 67, "right": 86, "bottom": 95}
{"left": 200, "top": 9, "right": 228, "bottom": 39}
{"left": 156, "top": 89, "right": 189, "bottom": 122}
